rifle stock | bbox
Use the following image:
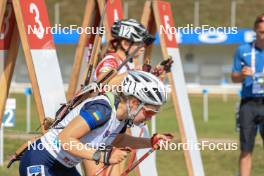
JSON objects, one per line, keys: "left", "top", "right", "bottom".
{"left": 7, "top": 136, "right": 41, "bottom": 168}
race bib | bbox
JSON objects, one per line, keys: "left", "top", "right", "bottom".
{"left": 252, "top": 73, "right": 264, "bottom": 94}
{"left": 27, "top": 165, "right": 45, "bottom": 176}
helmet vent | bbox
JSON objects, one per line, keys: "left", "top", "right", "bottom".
{"left": 131, "top": 74, "right": 140, "bottom": 82}
{"left": 154, "top": 88, "right": 162, "bottom": 102}
{"left": 145, "top": 90, "right": 156, "bottom": 103}
{"left": 140, "top": 74, "right": 151, "bottom": 82}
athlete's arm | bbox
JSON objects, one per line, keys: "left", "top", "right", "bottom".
{"left": 112, "top": 133, "right": 151, "bottom": 149}
{"left": 113, "top": 133, "right": 174, "bottom": 149}
{"left": 231, "top": 66, "right": 253, "bottom": 83}
{"left": 231, "top": 72, "right": 243, "bottom": 83}
{"left": 58, "top": 116, "right": 97, "bottom": 160}
{"left": 231, "top": 46, "right": 253, "bottom": 83}
{"left": 96, "top": 58, "right": 119, "bottom": 81}
{"left": 58, "top": 116, "right": 128, "bottom": 164}
{"left": 58, "top": 99, "right": 127, "bottom": 163}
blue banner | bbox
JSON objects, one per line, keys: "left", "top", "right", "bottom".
{"left": 53, "top": 28, "right": 256, "bottom": 45}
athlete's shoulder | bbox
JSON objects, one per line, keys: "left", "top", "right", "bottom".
{"left": 101, "top": 53, "right": 121, "bottom": 68}
{"left": 80, "top": 97, "right": 113, "bottom": 130}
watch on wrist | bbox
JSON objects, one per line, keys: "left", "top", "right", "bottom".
{"left": 92, "top": 150, "right": 101, "bottom": 165}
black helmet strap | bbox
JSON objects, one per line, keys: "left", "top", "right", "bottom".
{"left": 120, "top": 41, "right": 134, "bottom": 62}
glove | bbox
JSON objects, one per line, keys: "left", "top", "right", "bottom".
{"left": 160, "top": 57, "right": 173, "bottom": 73}
{"left": 151, "top": 133, "right": 174, "bottom": 149}
{"left": 142, "top": 63, "right": 152, "bottom": 72}
{"left": 150, "top": 57, "right": 174, "bottom": 77}
{"left": 151, "top": 67, "right": 164, "bottom": 77}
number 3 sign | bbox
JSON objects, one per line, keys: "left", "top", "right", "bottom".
{"left": 19, "top": 0, "right": 54, "bottom": 49}
{"left": 0, "top": 0, "right": 67, "bottom": 132}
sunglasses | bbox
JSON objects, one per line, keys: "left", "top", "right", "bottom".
{"left": 142, "top": 106, "right": 159, "bottom": 118}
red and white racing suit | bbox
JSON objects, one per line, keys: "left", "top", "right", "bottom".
{"left": 93, "top": 52, "right": 135, "bottom": 81}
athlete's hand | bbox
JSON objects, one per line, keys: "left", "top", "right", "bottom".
{"left": 242, "top": 66, "right": 253, "bottom": 77}
{"left": 151, "top": 133, "right": 174, "bottom": 150}
{"left": 108, "top": 148, "right": 130, "bottom": 165}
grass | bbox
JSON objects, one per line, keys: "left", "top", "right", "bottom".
{"left": 156, "top": 143, "right": 264, "bottom": 176}
{"left": 0, "top": 138, "right": 24, "bottom": 176}
{"left": 155, "top": 94, "right": 264, "bottom": 176}
{"left": 156, "top": 94, "right": 240, "bottom": 138}
{"left": 1, "top": 93, "right": 264, "bottom": 175}
{"left": 5, "top": 94, "right": 40, "bottom": 133}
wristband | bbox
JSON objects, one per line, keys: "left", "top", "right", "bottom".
{"left": 103, "top": 145, "right": 113, "bottom": 165}
{"left": 92, "top": 150, "right": 101, "bottom": 165}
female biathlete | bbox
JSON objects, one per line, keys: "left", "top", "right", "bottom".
{"left": 93, "top": 18, "right": 155, "bottom": 82}
{"left": 19, "top": 71, "right": 173, "bottom": 176}
{"left": 90, "top": 19, "right": 161, "bottom": 176}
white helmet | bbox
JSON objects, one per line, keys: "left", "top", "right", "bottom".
{"left": 122, "top": 71, "right": 168, "bottom": 106}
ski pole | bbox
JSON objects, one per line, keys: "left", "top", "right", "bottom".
{"left": 94, "top": 165, "right": 108, "bottom": 176}
{"left": 127, "top": 128, "right": 144, "bottom": 169}
{"left": 120, "top": 134, "right": 174, "bottom": 176}
{"left": 95, "top": 148, "right": 155, "bottom": 176}
{"left": 120, "top": 147, "right": 156, "bottom": 176}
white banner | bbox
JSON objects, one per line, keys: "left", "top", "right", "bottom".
{"left": 31, "top": 49, "right": 66, "bottom": 118}
{"left": 130, "top": 125, "right": 158, "bottom": 176}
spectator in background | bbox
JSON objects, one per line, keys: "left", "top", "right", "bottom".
{"left": 231, "top": 14, "right": 264, "bottom": 176}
